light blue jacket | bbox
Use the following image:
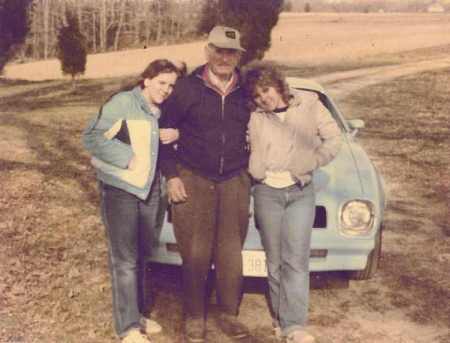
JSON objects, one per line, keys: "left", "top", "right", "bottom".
{"left": 83, "top": 86, "right": 160, "bottom": 200}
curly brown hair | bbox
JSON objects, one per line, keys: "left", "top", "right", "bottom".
{"left": 242, "top": 61, "right": 290, "bottom": 110}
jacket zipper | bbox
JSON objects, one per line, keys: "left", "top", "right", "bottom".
{"left": 219, "top": 96, "right": 225, "bottom": 174}
{"left": 201, "top": 76, "right": 241, "bottom": 176}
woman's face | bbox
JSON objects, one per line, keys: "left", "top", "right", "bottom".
{"left": 253, "top": 85, "right": 285, "bottom": 112}
{"left": 143, "top": 72, "right": 178, "bottom": 105}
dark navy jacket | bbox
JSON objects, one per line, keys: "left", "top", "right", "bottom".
{"left": 159, "top": 65, "right": 250, "bottom": 182}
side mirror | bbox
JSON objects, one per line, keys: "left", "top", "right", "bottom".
{"left": 347, "top": 119, "right": 365, "bottom": 136}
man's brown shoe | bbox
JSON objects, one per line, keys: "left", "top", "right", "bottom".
{"left": 216, "top": 313, "right": 250, "bottom": 340}
{"left": 184, "top": 318, "right": 206, "bottom": 343}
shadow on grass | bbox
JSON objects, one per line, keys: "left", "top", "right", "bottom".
{"left": 0, "top": 113, "right": 99, "bottom": 204}
{"left": 1, "top": 77, "right": 128, "bottom": 110}
{"left": 0, "top": 77, "right": 132, "bottom": 204}
{"left": 379, "top": 251, "right": 450, "bottom": 327}
{"left": 0, "top": 78, "right": 39, "bottom": 86}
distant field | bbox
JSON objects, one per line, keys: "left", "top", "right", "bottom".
{"left": 3, "top": 12, "right": 450, "bottom": 80}
{"left": 266, "top": 12, "right": 450, "bottom": 65}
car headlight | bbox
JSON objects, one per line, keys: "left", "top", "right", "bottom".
{"left": 340, "top": 200, "right": 374, "bottom": 235}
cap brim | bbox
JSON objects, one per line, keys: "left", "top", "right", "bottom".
{"left": 209, "top": 42, "right": 246, "bottom": 52}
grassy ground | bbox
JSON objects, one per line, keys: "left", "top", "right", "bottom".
{"left": 341, "top": 68, "right": 450, "bottom": 237}
{"left": 338, "top": 68, "right": 450, "bottom": 330}
{"left": 0, "top": 77, "right": 126, "bottom": 343}
{"left": 0, "top": 65, "right": 449, "bottom": 342}
{"left": 276, "top": 44, "right": 450, "bottom": 78}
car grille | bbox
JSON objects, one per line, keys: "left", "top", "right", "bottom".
{"left": 167, "top": 205, "right": 327, "bottom": 228}
{"left": 166, "top": 243, "right": 328, "bottom": 258}
{"left": 313, "top": 206, "right": 327, "bottom": 228}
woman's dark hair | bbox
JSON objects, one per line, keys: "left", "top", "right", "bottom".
{"left": 242, "top": 61, "right": 290, "bottom": 111}
{"left": 138, "top": 58, "right": 181, "bottom": 88}
{"left": 94, "top": 59, "right": 181, "bottom": 129}
{"left": 173, "top": 60, "right": 187, "bottom": 78}
{"left": 104, "top": 59, "right": 181, "bottom": 103}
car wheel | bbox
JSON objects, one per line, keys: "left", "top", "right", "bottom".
{"left": 348, "top": 225, "right": 383, "bottom": 280}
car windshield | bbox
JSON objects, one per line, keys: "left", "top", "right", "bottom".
{"left": 296, "top": 88, "right": 347, "bottom": 133}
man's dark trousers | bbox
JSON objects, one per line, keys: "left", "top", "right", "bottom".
{"left": 171, "top": 165, "right": 251, "bottom": 319}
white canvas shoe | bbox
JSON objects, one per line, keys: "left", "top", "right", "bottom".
{"left": 286, "top": 329, "right": 315, "bottom": 343}
{"left": 121, "top": 329, "right": 151, "bottom": 343}
{"left": 272, "top": 320, "right": 282, "bottom": 340}
{"left": 140, "top": 317, "right": 162, "bottom": 335}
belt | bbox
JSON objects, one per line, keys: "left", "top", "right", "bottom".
{"left": 253, "top": 180, "right": 311, "bottom": 190}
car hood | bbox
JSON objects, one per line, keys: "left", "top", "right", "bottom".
{"left": 313, "top": 137, "right": 363, "bottom": 199}
{"left": 244, "top": 137, "right": 363, "bottom": 249}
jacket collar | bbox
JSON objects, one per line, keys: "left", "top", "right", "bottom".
{"left": 132, "top": 85, "right": 161, "bottom": 119}
{"left": 253, "top": 87, "right": 302, "bottom": 115}
{"left": 193, "top": 64, "right": 241, "bottom": 95}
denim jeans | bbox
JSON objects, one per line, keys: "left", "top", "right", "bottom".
{"left": 100, "top": 174, "right": 161, "bottom": 337}
{"left": 253, "top": 182, "right": 315, "bottom": 336}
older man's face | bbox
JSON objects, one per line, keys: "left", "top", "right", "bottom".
{"left": 206, "top": 44, "right": 241, "bottom": 79}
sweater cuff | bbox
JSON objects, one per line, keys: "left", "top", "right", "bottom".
{"left": 160, "top": 160, "right": 179, "bottom": 180}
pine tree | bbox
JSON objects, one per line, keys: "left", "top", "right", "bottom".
{"left": 0, "top": 0, "right": 31, "bottom": 74}
{"left": 197, "top": 0, "right": 221, "bottom": 36}
{"left": 57, "top": 11, "right": 87, "bottom": 84}
{"left": 283, "top": 0, "right": 293, "bottom": 12}
{"left": 197, "top": 0, "right": 284, "bottom": 66}
{"left": 304, "top": 3, "right": 311, "bottom": 13}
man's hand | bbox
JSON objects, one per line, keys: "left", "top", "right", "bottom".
{"left": 160, "top": 128, "right": 180, "bottom": 145}
{"left": 167, "top": 177, "right": 188, "bottom": 203}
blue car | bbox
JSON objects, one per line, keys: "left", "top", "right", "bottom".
{"left": 149, "top": 77, "right": 386, "bottom": 280}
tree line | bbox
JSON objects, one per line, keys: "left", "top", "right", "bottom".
{"left": 284, "top": 0, "right": 450, "bottom": 13}
{"left": 1, "top": 0, "right": 284, "bottom": 79}
{"left": 14, "top": 0, "right": 205, "bottom": 62}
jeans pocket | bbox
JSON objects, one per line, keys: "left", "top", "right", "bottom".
{"left": 252, "top": 183, "right": 266, "bottom": 196}
{"left": 102, "top": 182, "right": 136, "bottom": 201}
{"left": 286, "top": 182, "right": 311, "bottom": 200}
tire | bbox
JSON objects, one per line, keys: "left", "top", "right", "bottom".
{"left": 348, "top": 225, "right": 383, "bottom": 280}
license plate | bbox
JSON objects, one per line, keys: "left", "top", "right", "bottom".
{"left": 242, "top": 250, "right": 267, "bottom": 277}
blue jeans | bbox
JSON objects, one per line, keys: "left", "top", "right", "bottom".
{"left": 100, "top": 174, "right": 161, "bottom": 338}
{"left": 253, "top": 182, "right": 315, "bottom": 336}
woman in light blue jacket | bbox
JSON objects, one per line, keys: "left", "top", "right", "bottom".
{"left": 83, "top": 59, "right": 180, "bottom": 343}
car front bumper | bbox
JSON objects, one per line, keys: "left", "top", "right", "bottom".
{"left": 147, "top": 229, "right": 377, "bottom": 277}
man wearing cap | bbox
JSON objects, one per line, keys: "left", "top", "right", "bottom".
{"left": 159, "top": 26, "right": 251, "bottom": 342}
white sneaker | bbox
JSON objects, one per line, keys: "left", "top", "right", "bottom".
{"left": 121, "top": 329, "right": 151, "bottom": 343}
{"left": 286, "top": 329, "right": 315, "bottom": 343}
{"left": 140, "top": 317, "right": 162, "bottom": 335}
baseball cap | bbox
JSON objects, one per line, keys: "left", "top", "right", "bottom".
{"left": 208, "top": 26, "right": 245, "bottom": 52}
